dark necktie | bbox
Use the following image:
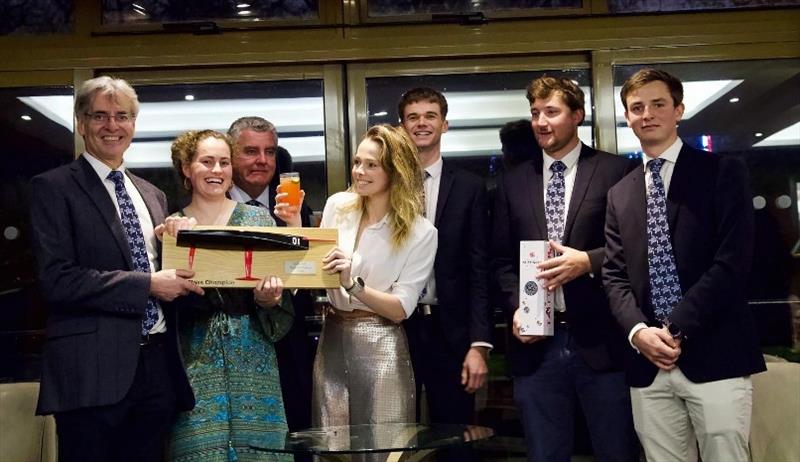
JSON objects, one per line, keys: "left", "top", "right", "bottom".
{"left": 107, "top": 171, "right": 159, "bottom": 335}
{"left": 545, "top": 160, "right": 567, "bottom": 242}
{"left": 246, "top": 199, "right": 263, "bottom": 208}
{"left": 646, "top": 159, "right": 682, "bottom": 323}
{"left": 422, "top": 170, "right": 431, "bottom": 219}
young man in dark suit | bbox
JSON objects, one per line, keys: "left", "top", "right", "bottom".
{"left": 603, "top": 68, "right": 766, "bottom": 461}
{"left": 28, "top": 76, "right": 203, "bottom": 462}
{"left": 492, "top": 76, "right": 638, "bottom": 461}
{"left": 399, "top": 88, "right": 493, "bottom": 459}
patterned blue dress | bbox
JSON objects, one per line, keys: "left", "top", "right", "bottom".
{"left": 169, "top": 203, "right": 293, "bottom": 462}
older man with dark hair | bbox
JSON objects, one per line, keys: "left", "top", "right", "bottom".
{"left": 29, "top": 76, "right": 202, "bottom": 462}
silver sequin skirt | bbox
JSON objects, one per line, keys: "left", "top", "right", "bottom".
{"left": 312, "top": 310, "right": 415, "bottom": 427}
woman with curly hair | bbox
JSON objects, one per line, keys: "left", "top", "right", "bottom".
{"left": 160, "top": 129, "right": 295, "bottom": 462}
{"left": 315, "top": 124, "right": 438, "bottom": 430}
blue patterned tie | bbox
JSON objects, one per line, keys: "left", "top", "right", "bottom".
{"left": 545, "top": 161, "right": 567, "bottom": 242}
{"left": 107, "top": 171, "right": 159, "bottom": 334}
{"left": 646, "top": 159, "right": 682, "bottom": 323}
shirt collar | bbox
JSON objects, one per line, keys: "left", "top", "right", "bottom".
{"left": 83, "top": 151, "right": 125, "bottom": 180}
{"left": 643, "top": 137, "right": 683, "bottom": 169}
{"left": 229, "top": 183, "right": 270, "bottom": 205}
{"left": 543, "top": 141, "right": 582, "bottom": 172}
{"left": 424, "top": 156, "right": 444, "bottom": 179}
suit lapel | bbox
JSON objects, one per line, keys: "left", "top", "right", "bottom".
{"left": 563, "top": 144, "right": 596, "bottom": 242}
{"left": 434, "top": 165, "right": 454, "bottom": 226}
{"left": 628, "top": 166, "right": 648, "bottom": 264}
{"left": 129, "top": 172, "right": 165, "bottom": 228}
{"left": 666, "top": 145, "right": 693, "bottom": 231}
{"left": 71, "top": 156, "right": 134, "bottom": 268}
{"left": 526, "top": 158, "right": 548, "bottom": 237}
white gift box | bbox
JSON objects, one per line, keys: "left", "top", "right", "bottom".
{"left": 518, "top": 240, "right": 555, "bottom": 336}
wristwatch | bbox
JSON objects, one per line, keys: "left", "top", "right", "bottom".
{"left": 344, "top": 276, "right": 365, "bottom": 295}
{"left": 667, "top": 323, "right": 685, "bottom": 340}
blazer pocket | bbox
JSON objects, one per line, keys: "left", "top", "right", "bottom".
{"left": 46, "top": 318, "right": 98, "bottom": 338}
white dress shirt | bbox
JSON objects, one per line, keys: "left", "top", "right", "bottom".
{"left": 419, "top": 157, "right": 443, "bottom": 305}
{"left": 83, "top": 152, "right": 165, "bottom": 334}
{"left": 321, "top": 191, "right": 438, "bottom": 318}
{"left": 229, "top": 184, "right": 270, "bottom": 208}
{"left": 628, "top": 137, "right": 684, "bottom": 348}
{"left": 542, "top": 142, "right": 582, "bottom": 313}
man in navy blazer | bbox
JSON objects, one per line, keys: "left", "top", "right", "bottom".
{"left": 399, "top": 88, "right": 492, "bottom": 457}
{"left": 28, "top": 76, "right": 202, "bottom": 462}
{"left": 492, "top": 76, "right": 638, "bottom": 461}
{"left": 603, "top": 68, "right": 766, "bottom": 461}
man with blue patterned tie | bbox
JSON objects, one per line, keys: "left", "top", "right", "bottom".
{"left": 603, "top": 68, "right": 766, "bottom": 462}
{"left": 28, "top": 76, "right": 203, "bottom": 462}
{"left": 492, "top": 76, "right": 638, "bottom": 461}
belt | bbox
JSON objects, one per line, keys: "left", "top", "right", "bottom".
{"left": 554, "top": 310, "right": 568, "bottom": 326}
{"left": 140, "top": 332, "right": 167, "bottom": 346}
{"left": 329, "top": 309, "right": 377, "bottom": 320}
{"left": 415, "top": 304, "right": 437, "bottom": 316}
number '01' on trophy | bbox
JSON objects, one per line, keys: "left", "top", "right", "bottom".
{"left": 518, "top": 241, "right": 555, "bottom": 336}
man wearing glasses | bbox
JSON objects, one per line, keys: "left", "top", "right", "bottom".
{"left": 28, "top": 76, "right": 202, "bottom": 462}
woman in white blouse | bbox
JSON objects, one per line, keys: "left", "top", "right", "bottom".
{"left": 314, "top": 124, "right": 438, "bottom": 430}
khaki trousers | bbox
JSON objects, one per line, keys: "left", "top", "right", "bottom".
{"left": 630, "top": 367, "right": 752, "bottom": 462}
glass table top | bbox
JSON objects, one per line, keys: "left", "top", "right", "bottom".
{"left": 249, "top": 423, "right": 494, "bottom": 455}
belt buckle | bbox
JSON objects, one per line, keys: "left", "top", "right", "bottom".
{"left": 418, "top": 304, "right": 432, "bottom": 316}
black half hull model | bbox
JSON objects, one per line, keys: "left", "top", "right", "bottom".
{"left": 176, "top": 229, "right": 309, "bottom": 251}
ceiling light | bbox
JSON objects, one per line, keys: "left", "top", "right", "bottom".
{"left": 237, "top": 10, "right": 253, "bottom": 16}
{"left": 20, "top": 115, "right": 31, "bottom": 121}
{"left": 755, "top": 132, "right": 763, "bottom": 137}
{"left": 753, "top": 122, "right": 800, "bottom": 147}
{"left": 729, "top": 97, "right": 740, "bottom": 103}
{"left": 372, "top": 111, "right": 388, "bottom": 117}
{"left": 236, "top": 3, "right": 251, "bottom": 8}
{"left": 185, "top": 94, "right": 195, "bottom": 101}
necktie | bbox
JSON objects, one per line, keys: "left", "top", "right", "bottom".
{"left": 545, "top": 161, "right": 567, "bottom": 242}
{"left": 246, "top": 199, "right": 263, "bottom": 208}
{"left": 107, "top": 171, "right": 159, "bottom": 335}
{"left": 646, "top": 159, "right": 682, "bottom": 323}
{"left": 422, "top": 170, "right": 431, "bottom": 219}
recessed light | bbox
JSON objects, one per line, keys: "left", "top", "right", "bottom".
{"left": 237, "top": 10, "right": 253, "bottom": 16}
{"left": 372, "top": 111, "right": 388, "bottom": 117}
{"left": 20, "top": 115, "right": 32, "bottom": 121}
{"left": 185, "top": 94, "right": 195, "bottom": 101}
{"left": 237, "top": 3, "right": 251, "bottom": 8}
{"left": 755, "top": 132, "right": 763, "bottom": 137}
{"left": 729, "top": 97, "right": 740, "bottom": 103}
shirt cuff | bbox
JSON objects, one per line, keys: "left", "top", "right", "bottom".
{"left": 471, "top": 341, "right": 493, "bottom": 351}
{"left": 628, "top": 322, "right": 648, "bottom": 353}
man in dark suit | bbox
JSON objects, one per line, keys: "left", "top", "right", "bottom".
{"left": 603, "top": 68, "right": 766, "bottom": 461}
{"left": 398, "top": 88, "right": 493, "bottom": 452}
{"left": 28, "top": 76, "right": 203, "bottom": 462}
{"left": 492, "top": 76, "right": 638, "bottom": 462}
{"left": 228, "top": 116, "right": 314, "bottom": 433}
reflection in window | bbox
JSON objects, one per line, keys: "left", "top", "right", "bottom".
{"left": 609, "top": 0, "right": 800, "bottom": 14}
{"left": 103, "top": 0, "right": 318, "bottom": 25}
{"left": 613, "top": 60, "right": 800, "bottom": 345}
{"left": 1, "top": 85, "right": 73, "bottom": 381}
{"left": 368, "top": 0, "right": 580, "bottom": 17}
{"left": 366, "top": 70, "right": 591, "bottom": 183}
{"left": 0, "top": 0, "right": 73, "bottom": 35}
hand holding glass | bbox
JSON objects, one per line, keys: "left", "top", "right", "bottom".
{"left": 277, "top": 172, "right": 302, "bottom": 207}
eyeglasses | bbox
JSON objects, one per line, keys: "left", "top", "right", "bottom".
{"left": 84, "top": 112, "right": 136, "bottom": 124}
